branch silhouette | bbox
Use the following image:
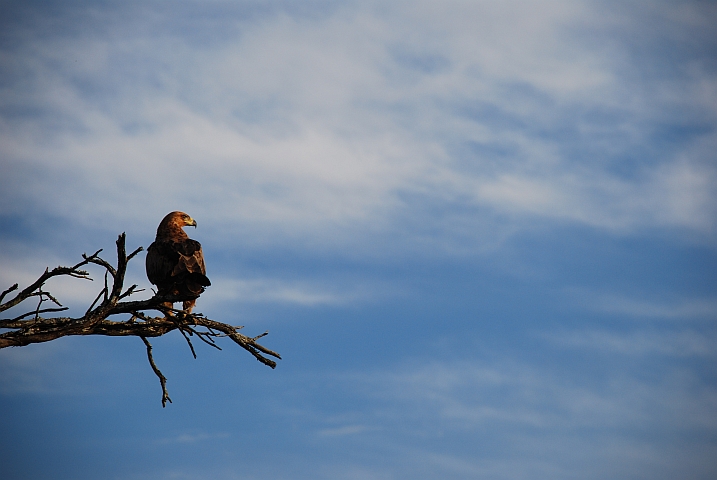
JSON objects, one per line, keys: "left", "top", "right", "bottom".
{"left": 0, "top": 233, "right": 280, "bottom": 407}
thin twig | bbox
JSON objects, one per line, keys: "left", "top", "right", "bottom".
{"left": 86, "top": 286, "right": 108, "bottom": 316}
{"left": 141, "top": 336, "right": 172, "bottom": 408}
{"left": 34, "top": 289, "right": 45, "bottom": 320}
{"left": 11, "top": 307, "right": 69, "bottom": 322}
{"left": 127, "top": 246, "right": 143, "bottom": 262}
{"left": 193, "top": 330, "right": 222, "bottom": 350}
{"left": 252, "top": 331, "right": 269, "bottom": 341}
{"left": 119, "top": 284, "right": 142, "bottom": 300}
{"left": 0, "top": 284, "right": 19, "bottom": 304}
{"left": 43, "top": 291, "right": 63, "bottom": 307}
{"left": 177, "top": 326, "right": 197, "bottom": 359}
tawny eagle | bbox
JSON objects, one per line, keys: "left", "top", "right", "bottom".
{"left": 146, "top": 211, "right": 210, "bottom": 312}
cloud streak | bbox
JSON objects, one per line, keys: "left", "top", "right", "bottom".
{"left": 545, "top": 329, "right": 717, "bottom": 357}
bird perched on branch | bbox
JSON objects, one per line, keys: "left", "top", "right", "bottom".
{"left": 146, "top": 211, "right": 210, "bottom": 313}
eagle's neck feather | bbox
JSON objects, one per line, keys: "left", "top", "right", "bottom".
{"left": 156, "top": 223, "right": 188, "bottom": 242}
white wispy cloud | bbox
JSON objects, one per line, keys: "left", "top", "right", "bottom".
{"left": 203, "top": 275, "right": 389, "bottom": 306}
{"left": 544, "top": 329, "right": 717, "bottom": 357}
{"left": 567, "top": 288, "right": 717, "bottom": 319}
{"left": 154, "top": 431, "right": 230, "bottom": 445}
{"left": 1, "top": 0, "right": 715, "bottom": 256}
{"left": 317, "top": 424, "right": 372, "bottom": 437}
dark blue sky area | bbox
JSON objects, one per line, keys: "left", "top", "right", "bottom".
{"left": 3, "top": 227, "right": 716, "bottom": 479}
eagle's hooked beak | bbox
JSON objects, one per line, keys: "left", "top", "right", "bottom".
{"left": 187, "top": 217, "right": 197, "bottom": 228}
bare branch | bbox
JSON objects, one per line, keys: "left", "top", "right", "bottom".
{"left": 119, "top": 284, "right": 142, "bottom": 300}
{"left": 43, "top": 290, "right": 63, "bottom": 307}
{"left": 86, "top": 286, "right": 108, "bottom": 317}
{"left": 141, "top": 337, "right": 172, "bottom": 408}
{"left": 11, "top": 307, "right": 69, "bottom": 322}
{"left": 0, "top": 284, "right": 18, "bottom": 304}
{"left": 177, "top": 327, "right": 197, "bottom": 358}
{"left": 0, "top": 233, "right": 280, "bottom": 406}
{"left": 127, "top": 246, "right": 143, "bottom": 262}
{"left": 192, "top": 328, "right": 222, "bottom": 351}
{"left": 83, "top": 249, "right": 116, "bottom": 278}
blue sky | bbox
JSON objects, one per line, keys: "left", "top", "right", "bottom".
{"left": 1, "top": 1, "right": 716, "bottom": 479}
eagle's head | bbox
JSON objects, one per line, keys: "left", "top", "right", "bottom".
{"left": 164, "top": 211, "right": 197, "bottom": 227}
{"left": 156, "top": 211, "right": 197, "bottom": 239}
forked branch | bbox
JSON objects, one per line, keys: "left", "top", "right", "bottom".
{"left": 0, "top": 233, "right": 280, "bottom": 406}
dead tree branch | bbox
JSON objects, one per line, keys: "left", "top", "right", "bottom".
{"left": 142, "top": 336, "right": 172, "bottom": 407}
{"left": 0, "top": 233, "right": 280, "bottom": 406}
